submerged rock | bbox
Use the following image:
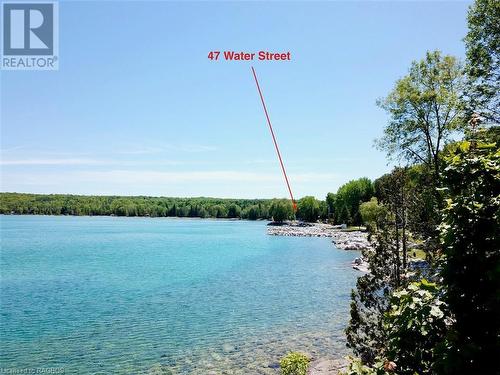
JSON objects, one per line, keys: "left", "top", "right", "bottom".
{"left": 148, "top": 364, "right": 174, "bottom": 375}
{"left": 307, "top": 358, "right": 348, "bottom": 374}
{"left": 222, "top": 343, "right": 235, "bottom": 353}
{"left": 267, "top": 362, "right": 280, "bottom": 369}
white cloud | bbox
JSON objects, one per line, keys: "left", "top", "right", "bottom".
{"left": 175, "top": 144, "right": 217, "bottom": 153}
{"left": 0, "top": 142, "right": 218, "bottom": 160}
{"left": 0, "top": 158, "right": 183, "bottom": 166}
{"left": 74, "top": 170, "right": 338, "bottom": 184}
{"left": 71, "top": 170, "right": 338, "bottom": 184}
{"left": 115, "top": 143, "right": 217, "bottom": 154}
{"left": 0, "top": 158, "right": 104, "bottom": 166}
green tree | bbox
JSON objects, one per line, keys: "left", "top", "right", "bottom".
{"left": 374, "top": 168, "right": 412, "bottom": 270}
{"left": 464, "top": 0, "right": 500, "bottom": 124}
{"left": 168, "top": 204, "right": 177, "bottom": 217}
{"left": 326, "top": 192, "right": 336, "bottom": 220}
{"left": 318, "top": 200, "right": 328, "bottom": 220}
{"left": 210, "top": 204, "right": 228, "bottom": 218}
{"left": 376, "top": 51, "right": 466, "bottom": 178}
{"left": 244, "top": 205, "right": 260, "bottom": 220}
{"left": 347, "top": 172, "right": 417, "bottom": 365}
{"left": 297, "top": 196, "right": 320, "bottom": 222}
{"left": 334, "top": 178, "right": 373, "bottom": 225}
{"left": 346, "top": 224, "right": 399, "bottom": 364}
{"left": 437, "top": 130, "right": 500, "bottom": 374}
{"left": 227, "top": 203, "right": 241, "bottom": 218}
{"left": 359, "top": 197, "right": 387, "bottom": 232}
{"left": 198, "top": 206, "right": 208, "bottom": 218}
{"left": 269, "top": 199, "right": 294, "bottom": 223}
{"left": 338, "top": 204, "right": 351, "bottom": 225}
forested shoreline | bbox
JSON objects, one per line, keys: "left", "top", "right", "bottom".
{"left": 0, "top": 193, "right": 276, "bottom": 220}
{"left": 0, "top": 179, "right": 398, "bottom": 225}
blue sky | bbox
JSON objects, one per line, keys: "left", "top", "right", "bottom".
{"left": 1, "top": 1, "right": 471, "bottom": 199}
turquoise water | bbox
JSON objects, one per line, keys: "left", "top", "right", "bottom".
{"left": 0, "top": 216, "right": 359, "bottom": 374}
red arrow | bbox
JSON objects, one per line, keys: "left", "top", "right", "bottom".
{"left": 251, "top": 66, "right": 297, "bottom": 212}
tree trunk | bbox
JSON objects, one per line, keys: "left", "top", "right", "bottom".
{"left": 394, "top": 210, "right": 401, "bottom": 287}
{"left": 401, "top": 178, "right": 407, "bottom": 270}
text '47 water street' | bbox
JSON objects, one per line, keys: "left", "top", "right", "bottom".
{"left": 208, "top": 51, "right": 291, "bottom": 61}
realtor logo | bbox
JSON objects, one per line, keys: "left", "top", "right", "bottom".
{"left": 2, "top": 1, "right": 58, "bottom": 70}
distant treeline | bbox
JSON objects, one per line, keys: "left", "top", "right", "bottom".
{"left": 0, "top": 185, "right": 378, "bottom": 224}
{"left": 0, "top": 193, "right": 277, "bottom": 220}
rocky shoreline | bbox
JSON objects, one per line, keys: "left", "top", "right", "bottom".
{"left": 267, "top": 222, "right": 372, "bottom": 252}
{"left": 266, "top": 221, "right": 370, "bottom": 374}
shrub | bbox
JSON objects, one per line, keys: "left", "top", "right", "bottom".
{"left": 385, "top": 279, "right": 449, "bottom": 375}
{"left": 280, "top": 352, "right": 310, "bottom": 375}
